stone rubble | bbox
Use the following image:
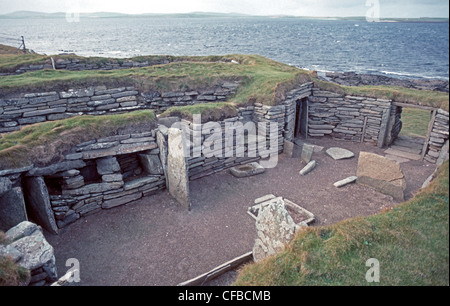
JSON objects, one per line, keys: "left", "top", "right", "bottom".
{"left": 1, "top": 221, "right": 58, "bottom": 286}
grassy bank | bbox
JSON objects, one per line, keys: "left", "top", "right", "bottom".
{"left": 400, "top": 108, "right": 432, "bottom": 138}
{"left": 1, "top": 45, "right": 448, "bottom": 114}
{"left": 0, "top": 110, "right": 156, "bottom": 169}
{"left": 234, "top": 162, "right": 449, "bottom": 286}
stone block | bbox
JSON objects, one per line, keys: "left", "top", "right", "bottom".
{"left": 96, "top": 157, "right": 121, "bottom": 175}
{"left": 334, "top": 176, "right": 358, "bottom": 188}
{"left": 138, "top": 153, "right": 164, "bottom": 175}
{"left": 123, "top": 176, "right": 160, "bottom": 191}
{"left": 0, "top": 177, "right": 12, "bottom": 196}
{"left": 26, "top": 160, "right": 86, "bottom": 177}
{"left": 300, "top": 160, "right": 317, "bottom": 176}
{"left": 102, "top": 192, "right": 142, "bottom": 209}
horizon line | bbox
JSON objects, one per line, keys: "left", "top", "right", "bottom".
{"left": 1, "top": 10, "right": 449, "bottom": 20}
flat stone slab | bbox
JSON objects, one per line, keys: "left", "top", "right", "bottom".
{"left": 385, "top": 154, "right": 411, "bottom": 164}
{"left": 254, "top": 194, "right": 276, "bottom": 205}
{"left": 334, "top": 176, "right": 358, "bottom": 188}
{"left": 230, "top": 163, "right": 265, "bottom": 178}
{"left": 357, "top": 152, "right": 406, "bottom": 201}
{"left": 384, "top": 148, "right": 422, "bottom": 161}
{"left": 326, "top": 147, "right": 355, "bottom": 160}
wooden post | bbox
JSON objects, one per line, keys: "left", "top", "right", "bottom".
{"left": 378, "top": 106, "right": 392, "bottom": 148}
{"left": 421, "top": 109, "right": 438, "bottom": 161}
{"left": 21, "top": 36, "right": 26, "bottom": 53}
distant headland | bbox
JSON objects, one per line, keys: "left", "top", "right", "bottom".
{"left": 0, "top": 11, "right": 448, "bottom": 23}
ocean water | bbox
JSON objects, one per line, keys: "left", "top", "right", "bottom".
{"left": 1, "top": 17, "right": 449, "bottom": 79}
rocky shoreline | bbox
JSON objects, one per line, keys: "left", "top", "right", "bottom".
{"left": 323, "top": 71, "right": 449, "bottom": 92}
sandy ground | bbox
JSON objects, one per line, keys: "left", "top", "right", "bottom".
{"left": 45, "top": 137, "right": 437, "bottom": 286}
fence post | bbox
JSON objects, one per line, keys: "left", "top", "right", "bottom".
{"left": 21, "top": 36, "right": 26, "bottom": 53}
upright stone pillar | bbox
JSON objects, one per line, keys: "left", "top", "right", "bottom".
{"left": 23, "top": 177, "right": 59, "bottom": 234}
{"left": 167, "top": 128, "right": 191, "bottom": 210}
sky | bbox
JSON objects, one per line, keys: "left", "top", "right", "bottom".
{"left": 0, "top": 0, "right": 449, "bottom": 18}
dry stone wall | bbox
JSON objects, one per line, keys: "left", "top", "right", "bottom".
{"left": 425, "top": 109, "right": 449, "bottom": 164}
{"left": 307, "top": 89, "right": 392, "bottom": 146}
{"left": 2, "top": 81, "right": 449, "bottom": 235}
{"left": 0, "top": 128, "right": 166, "bottom": 232}
{"left": 0, "top": 57, "right": 172, "bottom": 76}
{"left": 0, "top": 82, "right": 240, "bottom": 134}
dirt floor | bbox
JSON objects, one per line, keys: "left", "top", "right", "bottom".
{"left": 45, "top": 137, "right": 437, "bottom": 286}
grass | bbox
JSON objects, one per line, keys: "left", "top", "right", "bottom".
{"left": 0, "top": 232, "right": 30, "bottom": 286}
{"left": 0, "top": 110, "right": 156, "bottom": 169}
{"left": 160, "top": 103, "right": 239, "bottom": 123}
{"left": 400, "top": 108, "right": 432, "bottom": 138}
{"left": 234, "top": 161, "right": 449, "bottom": 286}
{"left": 0, "top": 256, "right": 30, "bottom": 286}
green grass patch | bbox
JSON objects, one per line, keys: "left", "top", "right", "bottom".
{"left": 400, "top": 108, "right": 432, "bottom": 138}
{"left": 0, "top": 110, "right": 156, "bottom": 169}
{"left": 234, "top": 162, "right": 449, "bottom": 286}
{"left": 160, "top": 103, "right": 239, "bottom": 123}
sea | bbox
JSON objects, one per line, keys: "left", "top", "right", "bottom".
{"left": 1, "top": 16, "right": 449, "bottom": 80}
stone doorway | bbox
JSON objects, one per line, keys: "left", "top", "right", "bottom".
{"left": 386, "top": 105, "right": 438, "bottom": 163}
{"left": 294, "top": 98, "right": 309, "bottom": 139}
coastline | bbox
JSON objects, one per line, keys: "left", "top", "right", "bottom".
{"left": 320, "top": 70, "right": 449, "bottom": 92}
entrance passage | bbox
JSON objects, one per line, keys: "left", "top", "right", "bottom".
{"left": 294, "top": 98, "right": 308, "bottom": 139}
{"left": 386, "top": 106, "right": 434, "bottom": 162}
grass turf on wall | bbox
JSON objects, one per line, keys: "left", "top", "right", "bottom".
{"left": 0, "top": 110, "right": 156, "bottom": 169}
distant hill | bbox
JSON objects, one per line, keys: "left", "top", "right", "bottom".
{"left": 0, "top": 10, "right": 250, "bottom": 19}
{"left": 0, "top": 11, "right": 448, "bottom": 22}
{"left": 0, "top": 11, "right": 129, "bottom": 19}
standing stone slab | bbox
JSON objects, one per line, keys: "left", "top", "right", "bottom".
{"left": 24, "top": 177, "right": 59, "bottom": 234}
{"left": 167, "top": 128, "right": 191, "bottom": 210}
{"left": 0, "top": 187, "right": 28, "bottom": 232}
{"left": 157, "top": 127, "right": 169, "bottom": 189}
{"left": 301, "top": 144, "right": 315, "bottom": 164}
{"left": 283, "top": 140, "right": 298, "bottom": 158}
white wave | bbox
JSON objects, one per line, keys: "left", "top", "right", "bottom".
{"left": 380, "top": 70, "right": 449, "bottom": 80}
